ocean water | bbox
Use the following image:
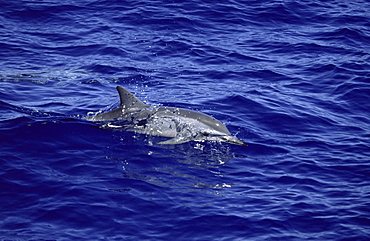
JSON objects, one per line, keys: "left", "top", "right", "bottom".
{"left": 1, "top": 0, "right": 370, "bottom": 240}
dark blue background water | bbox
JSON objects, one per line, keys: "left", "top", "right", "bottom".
{"left": 1, "top": 0, "right": 370, "bottom": 240}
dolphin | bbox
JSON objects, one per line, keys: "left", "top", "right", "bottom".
{"left": 85, "top": 86, "right": 247, "bottom": 146}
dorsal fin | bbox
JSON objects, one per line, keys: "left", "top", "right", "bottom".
{"left": 116, "top": 86, "right": 149, "bottom": 111}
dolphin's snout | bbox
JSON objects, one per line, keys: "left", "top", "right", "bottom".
{"left": 226, "top": 136, "right": 248, "bottom": 146}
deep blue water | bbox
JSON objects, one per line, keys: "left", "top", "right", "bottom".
{"left": 1, "top": 0, "right": 370, "bottom": 240}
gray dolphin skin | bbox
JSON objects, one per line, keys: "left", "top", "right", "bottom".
{"left": 85, "top": 86, "right": 247, "bottom": 146}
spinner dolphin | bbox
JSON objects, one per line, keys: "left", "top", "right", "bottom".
{"left": 85, "top": 86, "right": 247, "bottom": 146}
